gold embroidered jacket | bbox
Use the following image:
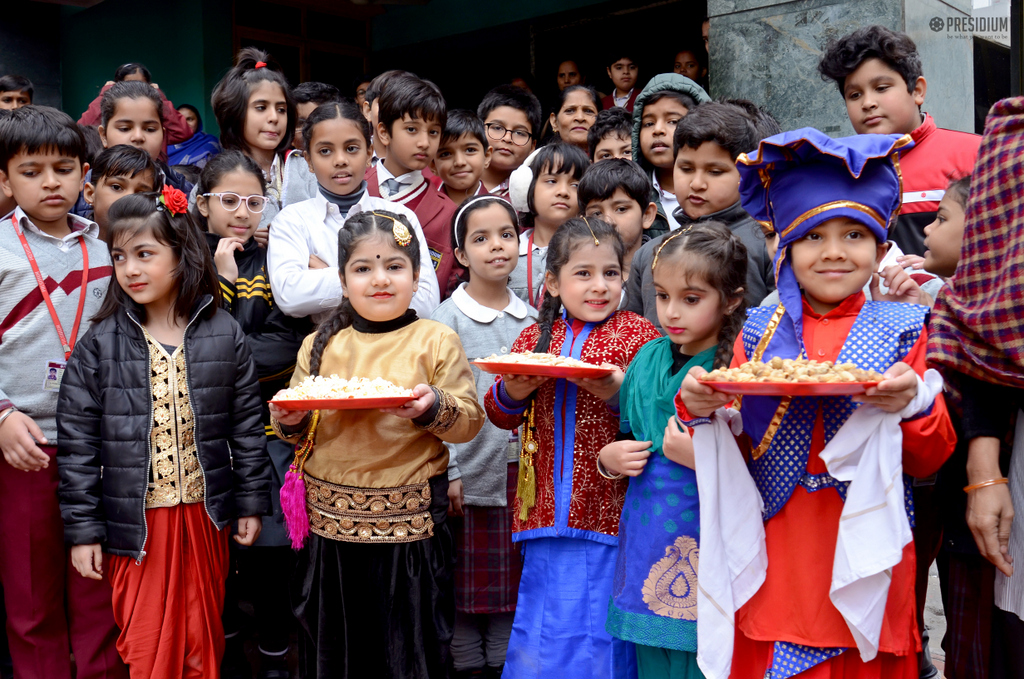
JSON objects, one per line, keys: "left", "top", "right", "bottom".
{"left": 283, "top": 319, "right": 484, "bottom": 488}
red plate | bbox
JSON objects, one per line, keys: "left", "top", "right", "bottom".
{"left": 269, "top": 396, "right": 414, "bottom": 411}
{"left": 699, "top": 381, "right": 880, "bottom": 396}
{"left": 472, "top": 360, "right": 613, "bottom": 379}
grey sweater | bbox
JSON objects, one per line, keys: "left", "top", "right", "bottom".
{"left": 625, "top": 201, "right": 774, "bottom": 332}
{"left": 431, "top": 285, "right": 537, "bottom": 506}
{"left": 0, "top": 209, "right": 111, "bottom": 441}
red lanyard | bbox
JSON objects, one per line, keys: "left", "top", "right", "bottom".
{"left": 11, "top": 214, "right": 89, "bottom": 360}
{"left": 526, "top": 230, "right": 545, "bottom": 308}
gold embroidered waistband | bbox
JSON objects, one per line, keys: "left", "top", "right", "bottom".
{"left": 305, "top": 475, "right": 434, "bottom": 544}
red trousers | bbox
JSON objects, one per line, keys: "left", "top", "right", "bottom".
{"left": 0, "top": 446, "right": 126, "bottom": 679}
{"left": 109, "top": 503, "right": 230, "bottom": 679}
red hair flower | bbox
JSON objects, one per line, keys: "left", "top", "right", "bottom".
{"left": 159, "top": 185, "right": 189, "bottom": 216}
{"left": 255, "top": 61, "right": 267, "bottom": 69}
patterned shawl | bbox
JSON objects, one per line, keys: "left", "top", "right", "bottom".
{"left": 928, "top": 97, "right": 1024, "bottom": 388}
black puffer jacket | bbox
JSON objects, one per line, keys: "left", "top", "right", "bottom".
{"left": 57, "top": 296, "right": 272, "bottom": 559}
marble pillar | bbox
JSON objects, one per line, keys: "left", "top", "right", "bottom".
{"left": 709, "top": 0, "right": 974, "bottom": 135}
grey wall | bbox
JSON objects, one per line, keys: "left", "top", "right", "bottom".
{"left": 0, "top": 3, "right": 62, "bottom": 108}
{"left": 708, "top": 0, "right": 974, "bottom": 135}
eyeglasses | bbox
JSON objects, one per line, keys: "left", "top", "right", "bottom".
{"left": 202, "top": 192, "right": 268, "bottom": 213}
{"left": 485, "top": 123, "right": 533, "bottom": 147}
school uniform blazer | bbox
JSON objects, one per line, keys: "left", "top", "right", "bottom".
{"left": 601, "top": 89, "right": 640, "bottom": 113}
{"left": 366, "top": 166, "right": 461, "bottom": 298}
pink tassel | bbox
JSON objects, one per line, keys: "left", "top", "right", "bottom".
{"left": 280, "top": 463, "right": 310, "bottom": 549}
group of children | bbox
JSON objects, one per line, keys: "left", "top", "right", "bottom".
{"left": 0, "top": 19, "right": 1016, "bottom": 679}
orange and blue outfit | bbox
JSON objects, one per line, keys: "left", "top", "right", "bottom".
{"left": 676, "top": 130, "right": 956, "bottom": 678}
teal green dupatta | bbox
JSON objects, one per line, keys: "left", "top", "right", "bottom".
{"left": 619, "top": 337, "right": 716, "bottom": 447}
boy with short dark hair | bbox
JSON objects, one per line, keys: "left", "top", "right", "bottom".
{"left": 82, "top": 144, "right": 159, "bottom": 239}
{"left": 626, "top": 100, "right": 775, "bottom": 330}
{"left": 0, "top": 105, "right": 125, "bottom": 679}
{"left": 587, "top": 107, "right": 633, "bottom": 162}
{"left": 361, "top": 69, "right": 414, "bottom": 164}
{"left": 673, "top": 48, "right": 704, "bottom": 82}
{"left": 431, "top": 109, "right": 491, "bottom": 204}
{"left": 291, "top": 81, "right": 341, "bottom": 150}
{"left": 578, "top": 158, "right": 657, "bottom": 276}
{"left": 0, "top": 75, "right": 33, "bottom": 110}
{"left": 353, "top": 74, "right": 372, "bottom": 107}
{"left": 477, "top": 84, "right": 543, "bottom": 198}
{"left": 818, "top": 25, "right": 981, "bottom": 257}
{"left": 366, "top": 74, "right": 460, "bottom": 296}
{"left": 602, "top": 52, "right": 640, "bottom": 112}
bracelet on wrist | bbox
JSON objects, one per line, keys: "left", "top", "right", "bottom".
{"left": 0, "top": 407, "right": 18, "bottom": 430}
{"left": 964, "top": 477, "right": 1009, "bottom": 493}
{"left": 596, "top": 457, "right": 625, "bottom": 481}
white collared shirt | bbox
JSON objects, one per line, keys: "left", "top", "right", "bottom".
{"left": 376, "top": 161, "right": 424, "bottom": 198}
{"left": 450, "top": 283, "right": 531, "bottom": 324}
{"left": 267, "top": 190, "right": 440, "bottom": 321}
{"left": 613, "top": 88, "right": 634, "bottom": 109}
{"left": 13, "top": 206, "right": 99, "bottom": 251}
{"left": 652, "top": 171, "right": 682, "bottom": 231}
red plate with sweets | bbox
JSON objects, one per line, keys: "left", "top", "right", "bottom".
{"left": 270, "top": 396, "right": 414, "bottom": 411}
{"left": 699, "top": 359, "right": 884, "bottom": 396}
{"left": 698, "top": 381, "right": 880, "bottom": 397}
{"left": 473, "top": 352, "right": 613, "bottom": 379}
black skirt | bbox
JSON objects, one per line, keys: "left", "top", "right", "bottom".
{"left": 292, "top": 474, "right": 455, "bottom": 679}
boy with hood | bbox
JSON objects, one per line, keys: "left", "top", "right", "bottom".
{"left": 630, "top": 73, "right": 710, "bottom": 235}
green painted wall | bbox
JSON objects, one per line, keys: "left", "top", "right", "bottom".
{"left": 371, "top": 0, "right": 607, "bottom": 51}
{"left": 60, "top": 0, "right": 232, "bottom": 136}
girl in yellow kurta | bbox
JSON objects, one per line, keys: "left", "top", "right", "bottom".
{"left": 268, "top": 209, "right": 484, "bottom": 679}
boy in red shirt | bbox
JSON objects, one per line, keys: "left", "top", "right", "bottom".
{"left": 818, "top": 25, "right": 980, "bottom": 258}
{"left": 677, "top": 129, "right": 956, "bottom": 678}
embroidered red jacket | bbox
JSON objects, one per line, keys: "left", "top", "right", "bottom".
{"left": 485, "top": 310, "right": 661, "bottom": 545}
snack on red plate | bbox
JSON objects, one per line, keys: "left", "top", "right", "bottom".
{"left": 701, "top": 357, "right": 883, "bottom": 384}
{"left": 475, "top": 351, "right": 597, "bottom": 369}
{"left": 275, "top": 375, "right": 414, "bottom": 401}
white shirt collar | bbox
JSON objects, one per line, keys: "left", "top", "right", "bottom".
{"left": 518, "top": 228, "right": 546, "bottom": 256}
{"left": 451, "top": 283, "right": 532, "bottom": 323}
{"left": 613, "top": 88, "right": 634, "bottom": 107}
{"left": 14, "top": 206, "right": 99, "bottom": 242}
{"left": 376, "top": 161, "right": 422, "bottom": 190}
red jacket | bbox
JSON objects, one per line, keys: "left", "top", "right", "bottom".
{"left": 366, "top": 165, "right": 460, "bottom": 298}
{"left": 601, "top": 89, "right": 639, "bottom": 113}
{"left": 894, "top": 114, "right": 980, "bottom": 256}
{"left": 485, "top": 311, "right": 661, "bottom": 542}
{"left": 79, "top": 83, "right": 194, "bottom": 162}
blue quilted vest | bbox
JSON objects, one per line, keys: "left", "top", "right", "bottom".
{"left": 740, "top": 302, "right": 927, "bottom": 520}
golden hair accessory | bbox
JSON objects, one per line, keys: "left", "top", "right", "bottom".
{"left": 371, "top": 211, "right": 412, "bottom": 247}
{"left": 651, "top": 225, "right": 692, "bottom": 271}
{"left": 581, "top": 217, "right": 600, "bottom": 246}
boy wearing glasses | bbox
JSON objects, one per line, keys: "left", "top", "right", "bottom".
{"left": 476, "top": 84, "right": 543, "bottom": 199}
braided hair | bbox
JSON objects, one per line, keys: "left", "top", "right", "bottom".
{"left": 651, "top": 222, "right": 748, "bottom": 368}
{"left": 307, "top": 210, "right": 420, "bottom": 377}
{"left": 534, "top": 217, "right": 624, "bottom": 353}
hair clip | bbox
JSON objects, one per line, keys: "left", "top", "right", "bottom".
{"left": 157, "top": 185, "right": 188, "bottom": 216}
{"left": 255, "top": 61, "right": 267, "bottom": 69}
{"left": 452, "top": 195, "right": 516, "bottom": 250}
{"left": 581, "top": 217, "right": 600, "bottom": 247}
{"left": 651, "top": 225, "right": 692, "bottom": 271}
{"left": 371, "top": 212, "right": 412, "bottom": 247}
